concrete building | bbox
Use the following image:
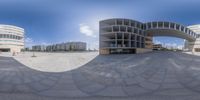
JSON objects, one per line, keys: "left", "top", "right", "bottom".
{"left": 32, "top": 45, "right": 46, "bottom": 51}
{"left": 100, "top": 19, "right": 150, "bottom": 54}
{"left": 40, "top": 42, "right": 87, "bottom": 52}
{"left": 0, "top": 24, "right": 24, "bottom": 53}
{"left": 153, "top": 44, "right": 163, "bottom": 50}
{"left": 100, "top": 18, "right": 199, "bottom": 54}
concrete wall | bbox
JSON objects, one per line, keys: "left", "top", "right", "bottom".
{"left": 136, "top": 48, "right": 152, "bottom": 54}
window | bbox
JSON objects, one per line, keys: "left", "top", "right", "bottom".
{"left": 124, "top": 19, "right": 129, "bottom": 26}
{"left": 158, "top": 22, "right": 163, "bottom": 27}
{"left": 143, "top": 24, "right": 146, "bottom": 30}
{"left": 137, "top": 36, "right": 140, "bottom": 41}
{"left": 137, "top": 23, "right": 141, "bottom": 29}
{"left": 131, "top": 34, "right": 135, "bottom": 40}
{"left": 127, "top": 27, "right": 132, "bottom": 32}
{"left": 170, "top": 23, "right": 175, "bottom": 29}
{"left": 137, "top": 42, "right": 140, "bottom": 48}
{"left": 181, "top": 26, "right": 184, "bottom": 31}
{"left": 195, "top": 48, "right": 200, "bottom": 52}
{"left": 164, "top": 22, "right": 169, "bottom": 28}
{"left": 139, "top": 30, "right": 142, "bottom": 35}
{"left": 131, "top": 21, "right": 135, "bottom": 27}
{"left": 152, "top": 22, "right": 157, "bottom": 28}
{"left": 134, "top": 28, "right": 138, "bottom": 34}
{"left": 147, "top": 22, "right": 151, "bottom": 29}
{"left": 141, "top": 37, "right": 144, "bottom": 43}
{"left": 113, "top": 26, "right": 119, "bottom": 32}
{"left": 185, "top": 28, "right": 188, "bottom": 33}
{"left": 176, "top": 24, "right": 180, "bottom": 30}
{"left": 117, "top": 19, "right": 123, "bottom": 25}
{"left": 120, "top": 26, "right": 126, "bottom": 32}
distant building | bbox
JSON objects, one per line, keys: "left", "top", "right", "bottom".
{"left": 32, "top": 45, "right": 46, "bottom": 51}
{"left": 153, "top": 44, "right": 163, "bottom": 50}
{"left": 0, "top": 24, "right": 24, "bottom": 52}
{"left": 33, "top": 42, "right": 87, "bottom": 52}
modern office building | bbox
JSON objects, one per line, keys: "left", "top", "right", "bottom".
{"left": 34, "top": 42, "right": 87, "bottom": 52}
{"left": 0, "top": 24, "right": 24, "bottom": 52}
{"left": 100, "top": 18, "right": 199, "bottom": 54}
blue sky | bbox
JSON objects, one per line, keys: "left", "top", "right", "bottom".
{"left": 0, "top": 0, "right": 200, "bottom": 49}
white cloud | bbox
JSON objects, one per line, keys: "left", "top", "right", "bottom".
{"left": 154, "top": 40, "right": 162, "bottom": 44}
{"left": 25, "top": 37, "right": 33, "bottom": 43}
{"left": 79, "top": 23, "right": 96, "bottom": 37}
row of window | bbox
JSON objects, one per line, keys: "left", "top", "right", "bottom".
{"left": 103, "top": 20, "right": 197, "bottom": 38}
{"left": 103, "top": 19, "right": 143, "bottom": 29}
{"left": 0, "top": 40, "right": 24, "bottom": 43}
{"left": 109, "top": 42, "right": 145, "bottom": 48}
{"left": 103, "top": 26, "right": 146, "bottom": 36}
{"left": 144, "top": 22, "right": 197, "bottom": 37}
{"left": 0, "top": 34, "right": 23, "bottom": 40}
{"left": 0, "top": 31, "right": 24, "bottom": 35}
{"left": 108, "top": 33, "right": 145, "bottom": 42}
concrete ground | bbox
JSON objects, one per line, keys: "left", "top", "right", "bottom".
{"left": 0, "top": 51, "right": 200, "bottom": 100}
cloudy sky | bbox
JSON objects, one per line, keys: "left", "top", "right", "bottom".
{"left": 0, "top": 0, "right": 200, "bottom": 49}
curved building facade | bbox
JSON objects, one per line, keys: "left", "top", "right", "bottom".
{"left": 100, "top": 18, "right": 199, "bottom": 54}
{"left": 0, "top": 25, "right": 24, "bottom": 52}
{"left": 187, "top": 25, "right": 200, "bottom": 52}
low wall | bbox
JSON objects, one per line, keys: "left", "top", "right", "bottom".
{"left": 136, "top": 48, "right": 152, "bottom": 54}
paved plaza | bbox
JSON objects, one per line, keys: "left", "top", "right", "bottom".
{"left": 1, "top": 51, "right": 200, "bottom": 100}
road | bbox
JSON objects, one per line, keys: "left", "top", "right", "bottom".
{"left": 0, "top": 51, "right": 200, "bottom": 100}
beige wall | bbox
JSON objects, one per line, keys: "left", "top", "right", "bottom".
{"left": 189, "top": 38, "right": 200, "bottom": 52}
{"left": 136, "top": 48, "right": 152, "bottom": 54}
{"left": 99, "top": 49, "right": 110, "bottom": 54}
{"left": 0, "top": 45, "right": 23, "bottom": 53}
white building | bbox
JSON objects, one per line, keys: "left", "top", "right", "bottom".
{"left": 40, "top": 42, "right": 87, "bottom": 52}
{"left": 0, "top": 24, "right": 24, "bottom": 53}
{"left": 187, "top": 25, "right": 200, "bottom": 52}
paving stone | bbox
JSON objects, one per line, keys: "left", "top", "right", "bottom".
{"left": 123, "top": 85, "right": 150, "bottom": 96}
{"left": 96, "top": 86, "right": 127, "bottom": 96}
{"left": 139, "top": 81, "right": 160, "bottom": 90}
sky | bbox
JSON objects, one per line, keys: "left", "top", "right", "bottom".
{"left": 0, "top": 0, "right": 200, "bottom": 49}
